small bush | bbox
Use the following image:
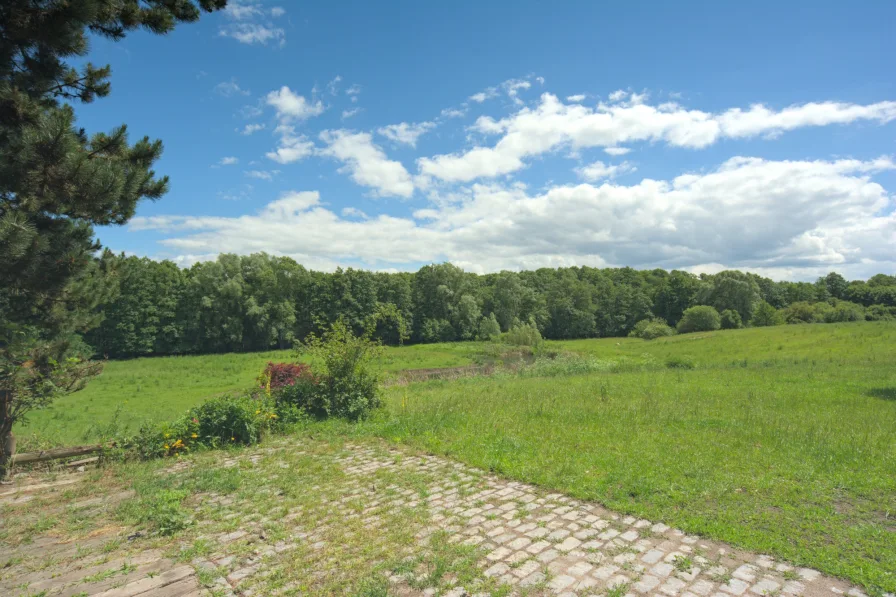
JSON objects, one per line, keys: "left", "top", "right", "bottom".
{"left": 259, "top": 362, "right": 314, "bottom": 391}
{"left": 822, "top": 300, "right": 864, "bottom": 323}
{"left": 293, "top": 319, "right": 383, "bottom": 420}
{"left": 720, "top": 309, "right": 743, "bottom": 329}
{"left": 665, "top": 355, "right": 696, "bottom": 369}
{"left": 629, "top": 317, "right": 676, "bottom": 340}
{"left": 676, "top": 306, "right": 721, "bottom": 333}
{"left": 751, "top": 301, "right": 784, "bottom": 327}
{"left": 500, "top": 320, "right": 543, "bottom": 348}
{"left": 477, "top": 313, "right": 502, "bottom": 341}
{"left": 185, "top": 393, "right": 274, "bottom": 447}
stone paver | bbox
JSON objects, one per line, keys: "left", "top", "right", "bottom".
{"left": 0, "top": 439, "right": 879, "bottom": 596}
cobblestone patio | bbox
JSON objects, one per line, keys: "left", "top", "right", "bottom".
{"left": 0, "top": 438, "right": 878, "bottom": 596}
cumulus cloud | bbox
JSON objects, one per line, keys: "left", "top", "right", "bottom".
{"left": 318, "top": 130, "right": 415, "bottom": 198}
{"left": 418, "top": 93, "right": 896, "bottom": 182}
{"left": 604, "top": 146, "right": 631, "bottom": 156}
{"left": 245, "top": 169, "right": 280, "bottom": 181}
{"left": 131, "top": 156, "right": 896, "bottom": 276}
{"left": 266, "top": 86, "right": 325, "bottom": 120}
{"left": 214, "top": 79, "right": 250, "bottom": 97}
{"left": 377, "top": 121, "right": 436, "bottom": 147}
{"left": 220, "top": 1, "right": 286, "bottom": 45}
{"left": 219, "top": 23, "right": 285, "bottom": 45}
{"left": 218, "top": 156, "right": 239, "bottom": 166}
{"left": 238, "top": 123, "right": 265, "bottom": 135}
{"left": 566, "top": 94, "right": 586, "bottom": 103}
{"left": 575, "top": 160, "right": 635, "bottom": 181}
{"left": 266, "top": 125, "right": 314, "bottom": 164}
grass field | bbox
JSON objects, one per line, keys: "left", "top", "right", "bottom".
{"left": 13, "top": 322, "right": 896, "bottom": 592}
{"left": 350, "top": 322, "right": 894, "bottom": 593}
{"left": 17, "top": 341, "right": 482, "bottom": 446}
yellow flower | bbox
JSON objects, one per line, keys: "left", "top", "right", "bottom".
{"left": 270, "top": 414, "right": 277, "bottom": 419}
{"left": 255, "top": 409, "right": 261, "bottom": 414}
{"left": 164, "top": 444, "right": 170, "bottom": 450}
{"left": 231, "top": 437, "right": 235, "bottom": 441}
{"left": 191, "top": 433, "right": 198, "bottom": 438}
{"left": 164, "top": 433, "right": 170, "bottom": 438}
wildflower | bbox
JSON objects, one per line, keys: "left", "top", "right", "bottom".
{"left": 231, "top": 437, "right": 235, "bottom": 441}
{"left": 191, "top": 433, "right": 198, "bottom": 438}
{"left": 270, "top": 413, "right": 277, "bottom": 419}
{"left": 164, "top": 444, "right": 170, "bottom": 450}
{"left": 256, "top": 409, "right": 261, "bottom": 414}
{"left": 164, "top": 433, "right": 170, "bottom": 438}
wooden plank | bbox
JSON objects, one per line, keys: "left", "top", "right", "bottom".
{"left": 10, "top": 444, "right": 103, "bottom": 465}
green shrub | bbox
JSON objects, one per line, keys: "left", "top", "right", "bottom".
{"left": 751, "top": 301, "right": 784, "bottom": 327}
{"left": 866, "top": 304, "right": 896, "bottom": 321}
{"left": 185, "top": 393, "right": 274, "bottom": 447}
{"left": 781, "top": 301, "right": 818, "bottom": 324}
{"left": 294, "top": 319, "right": 383, "bottom": 420}
{"left": 477, "top": 313, "right": 502, "bottom": 341}
{"left": 500, "top": 320, "right": 543, "bottom": 348}
{"left": 629, "top": 317, "right": 676, "bottom": 340}
{"left": 823, "top": 300, "right": 864, "bottom": 323}
{"left": 665, "top": 355, "right": 696, "bottom": 369}
{"left": 720, "top": 309, "right": 743, "bottom": 329}
{"left": 676, "top": 306, "right": 721, "bottom": 333}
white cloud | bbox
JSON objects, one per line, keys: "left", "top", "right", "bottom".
{"left": 440, "top": 107, "right": 467, "bottom": 119}
{"left": 318, "top": 130, "right": 415, "bottom": 198}
{"left": 219, "top": 23, "right": 285, "bottom": 45}
{"left": 609, "top": 89, "right": 628, "bottom": 102}
{"left": 504, "top": 79, "right": 532, "bottom": 105}
{"left": 238, "top": 123, "right": 265, "bottom": 135}
{"left": 418, "top": 93, "right": 896, "bottom": 183}
{"left": 341, "top": 207, "right": 369, "bottom": 219}
{"left": 604, "top": 146, "right": 631, "bottom": 156}
{"left": 326, "top": 75, "right": 342, "bottom": 95}
{"left": 224, "top": 0, "right": 263, "bottom": 20}
{"left": 469, "top": 87, "right": 498, "bottom": 103}
{"left": 377, "top": 121, "right": 436, "bottom": 147}
{"left": 219, "top": 156, "right": 239, "bottom": 166}
{"left": 220, "top": 1, "right": 286, "bottom": 45}
{"left": 566, "top": 94, "right": 586, "bottom": 103}
{"left": 131, "top": 156, "right": 896, "bottom": 277}
{"left": 346, "top": 84, "right": 362, "bottom": 103}
{"left": 245, "top": 169, "right": 280, "bottom": 181}
{"left": 342, "top": 108, "right": 362, "bottom": 120}
{"left": 266, "top": 125, "right": 314, "bottom": 164}
{"left": 215, "top": 79, "right": 250, "bottom": 97}
{"left": 575, "top": 160, "right": 635, "bottom": 181}
{"left": 266, "top": 86, "right": 325, "bottom": 120}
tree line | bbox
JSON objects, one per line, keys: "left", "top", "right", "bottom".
{"left": 85, "top": 254, "right": 896, "bottom": 357}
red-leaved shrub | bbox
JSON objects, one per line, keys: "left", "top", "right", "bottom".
{"left": 261, "top": 362, "right": 315, "bottom": 390}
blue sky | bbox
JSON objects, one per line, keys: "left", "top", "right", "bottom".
{"left": 80, "top": 0, "right": 896, "bottom": 279}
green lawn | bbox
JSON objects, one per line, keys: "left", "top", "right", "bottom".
{"left": 18, "top": 341, "right": 484, "bottom": 446}
{"left": 351, "top": 322, "right": 896, "bottom": 593}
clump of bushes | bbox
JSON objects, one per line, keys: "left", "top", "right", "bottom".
{"left": 120, "top": 393, "right": 277, "bottom": 460}
{"left": 499, "top": 320, "right": 544, "bottom": 348}
{"left": 676, "top": 306, "right": 721, "bottom": 333}
{"left": 751, "top": 301, "right": 784, "bottom": 327}
{"left": 259, "top": 362, "right": 314, "bottom": 391}
{"left": 665, "top": 355, "right": 696, "bottom": 369}
{"left": 720, "top": 309, "right": 743, "bottom": 329}
{"left": 278, "top": 319, "right": 383, "bottom": 420}
{"left": 629, "top": 317, "right": 676, "bottom": 340}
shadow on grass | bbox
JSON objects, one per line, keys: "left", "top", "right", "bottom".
{"left": 866, "top": 387, "right": 896, "bottom": 401}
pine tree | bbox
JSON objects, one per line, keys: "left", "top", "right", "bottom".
{"left": 0, "top": 0, "right": 226, "bottom": 475}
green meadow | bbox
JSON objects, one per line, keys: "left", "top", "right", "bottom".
{"left": 13, "top": 322, "right": 896, "bottom": 592}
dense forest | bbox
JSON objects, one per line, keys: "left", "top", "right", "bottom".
{"left": 83, "top": 254, "right": 896, "bottom": 358}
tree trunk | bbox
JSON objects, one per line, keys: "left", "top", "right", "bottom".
{"left": 0, "top": 390, "right": 13, "bottom": 480}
